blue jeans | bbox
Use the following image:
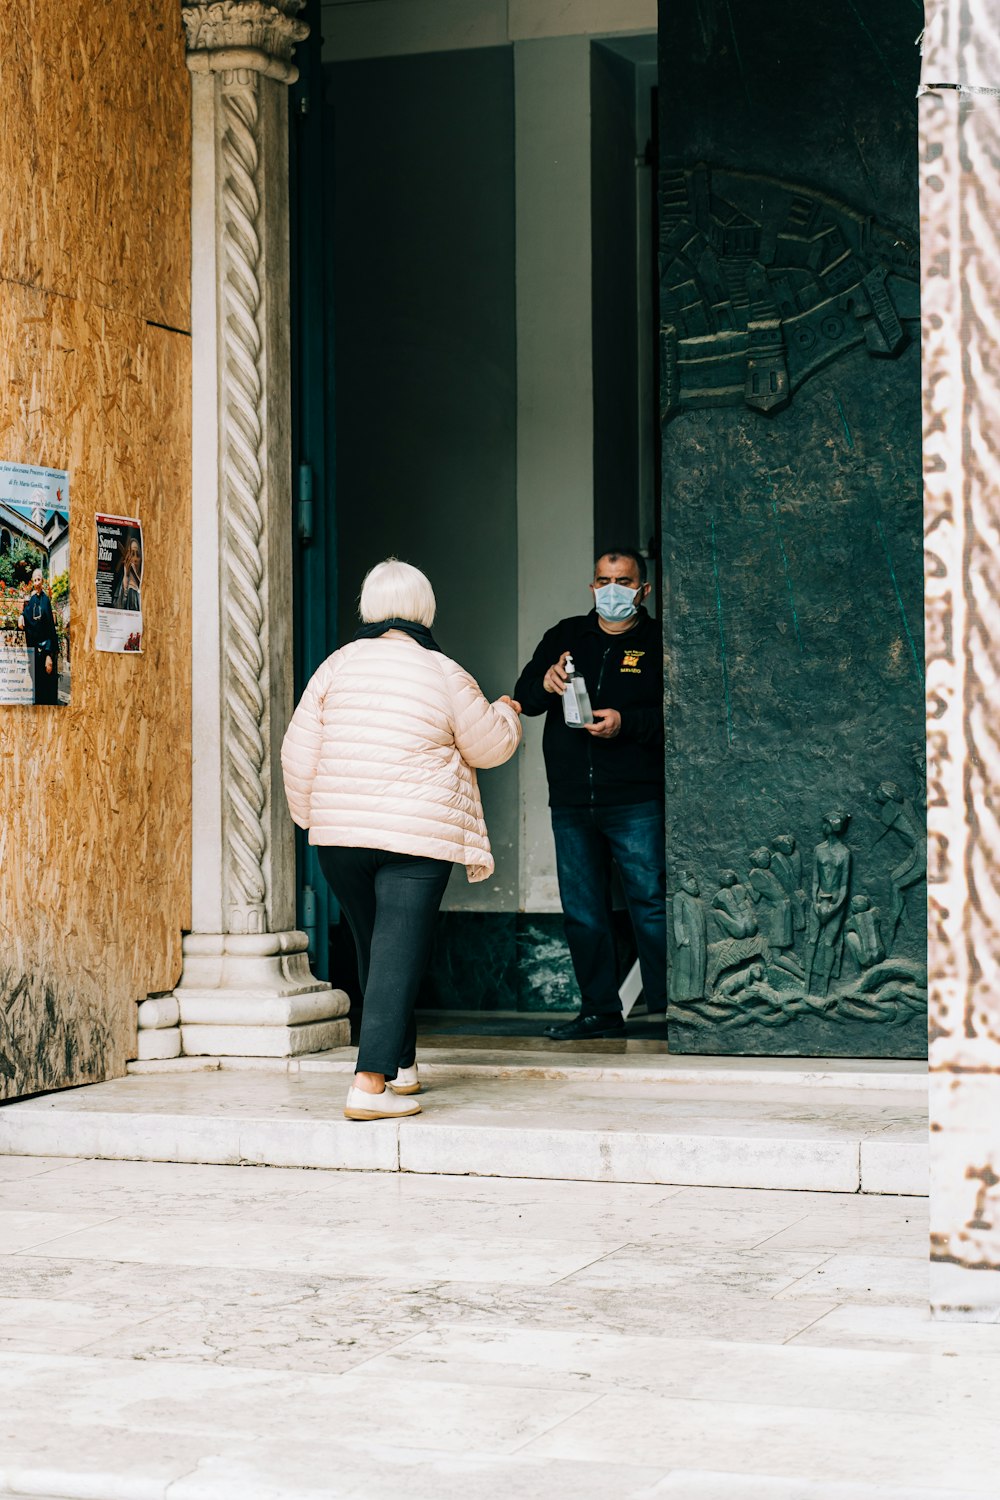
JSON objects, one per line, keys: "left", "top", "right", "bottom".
{"left": 551, "top": 801, "right": 667, "bottom": 1018}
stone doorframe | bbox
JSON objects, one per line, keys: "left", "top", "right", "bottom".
{"left": 138, "top": 0, "right": 1000, "bottom": 1320}
{"left": 921, "top": 1, "right": 1000, "bottom": 1320}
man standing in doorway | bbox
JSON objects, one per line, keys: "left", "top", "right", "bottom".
{"left": 514, "top": 549, "right": 666, "bottom": 1041}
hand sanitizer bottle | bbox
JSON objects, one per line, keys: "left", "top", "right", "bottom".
{"left": 562, "top": 653, "right": 594, "bottom": 727}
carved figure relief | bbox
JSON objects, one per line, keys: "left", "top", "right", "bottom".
{"left": 669, "top": 787, "right": 927, "bottom": 1033}
{"left": 770, "top": 834, "right": 807, "bottom": 932}
{"left": 659, "top": 165, "right": 919, "bottom": 423}
{"left": 872, "top": 781, "right": 927, "bottom": 942}
{"left": 748, "top": 847, "right": 793, "bottom": 949}
{"left": 844, "top": 895, "right": 886, "bottom": 971}
{"left": 806, "top": 813, "right": 852, "bottom": 996}
{"left": 711, "top": 869, "right": 758, "bottom": 939}
{"left": 671, "top": 873, "right": 708, "bottom": 1001}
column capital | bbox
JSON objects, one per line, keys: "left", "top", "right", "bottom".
{"left": 183, "top": 0, "right": 309, "bottom": 84}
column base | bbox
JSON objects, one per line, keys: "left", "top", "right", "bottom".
{"left": 136, "top": 1028, "right": 183, "bottom": 1061}
{"left": 173, "top": 930, "right": 351, "bottom": 1059}
{"left": 180, "top": 1017, "right": 350, "bottom": 1058}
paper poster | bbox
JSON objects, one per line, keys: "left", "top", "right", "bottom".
{"left": 0, "top": 461, "right": 70, "bottom": 707}
{"left": 95, "top": 515, "right": 143, "bottom": 653}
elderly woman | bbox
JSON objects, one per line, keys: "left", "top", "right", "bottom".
{"left": 281, "top": 559, "right": 521, "bottom": 1121}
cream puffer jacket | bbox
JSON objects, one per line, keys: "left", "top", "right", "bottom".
{"left": 281, "top": 632, "right": 522, "bottom": 882}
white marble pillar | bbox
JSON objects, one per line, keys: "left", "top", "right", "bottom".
{"left": 920, "top": 0, "right": 1000, "bottom": 1319}
{"left": 170, "top": 0, "right": 348, "bottom": 1058}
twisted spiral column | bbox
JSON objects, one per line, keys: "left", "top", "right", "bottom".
{"left": 171, "top": 0, "right": 348, "bottom": 1058}
{"left": 217, "top": 69, "right": 268, "bottom": 934}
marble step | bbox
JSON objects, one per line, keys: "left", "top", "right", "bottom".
{"left": 129, "top": 1044, "right": 929, "bottom": 1094}
{"left": 0, "top": 1069, "right": 928, "bottom": 1196}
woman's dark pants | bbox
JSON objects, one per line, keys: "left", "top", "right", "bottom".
{"left": 318, "top": 846, "right": 452, "bottom": 1076}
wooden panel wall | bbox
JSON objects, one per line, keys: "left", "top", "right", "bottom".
{"left": 0, "top": 2, "right": 192, "bottom": 1099}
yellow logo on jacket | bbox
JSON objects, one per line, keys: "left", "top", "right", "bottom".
{"left": 621, "top": 649, "right": 644, "bottom": 674}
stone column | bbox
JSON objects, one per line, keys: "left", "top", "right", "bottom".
{"left": 166, "top": 0, "right": 349, "bottom": 1058}
{"left": 920, "top": 0, "right": 1000, "bottom": 1319}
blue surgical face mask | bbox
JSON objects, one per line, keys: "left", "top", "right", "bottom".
{"left": 593, "top": 582, "right": 641, "bottom": 622}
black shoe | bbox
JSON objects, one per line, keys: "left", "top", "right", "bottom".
{"left": 542, "top": 1014, "right": 627, "bottom": 1042}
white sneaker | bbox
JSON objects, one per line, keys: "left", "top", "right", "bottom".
{"left": 344, "top": 1084, "right": 421, "bottom": 1121}
{"left": 387, "top": 1063, "right": 421, "bottom": 1095}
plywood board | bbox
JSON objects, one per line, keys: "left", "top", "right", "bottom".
{"left": 0, "top": 0, "right": 190, "bottom": 331}
{"left": 0, "top": 284, "right": 192, "bottom": 1099}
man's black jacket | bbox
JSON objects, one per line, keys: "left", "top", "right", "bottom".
{"left": 514, "top": 608, "right": 663, "bottom": 808}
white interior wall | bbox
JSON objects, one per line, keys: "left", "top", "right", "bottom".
{"left": 514, "top": 34, "right": 595, "bottom": 910}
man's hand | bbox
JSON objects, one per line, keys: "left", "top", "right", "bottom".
{"left": 543, "top": 651, "right": 570, "bottom": 695}
{"left": 585, "top": 708, "right": 621, "bottom": 739}
{"left": 44, "top": 655, "right": 53, "bottom": 675}
{"left": 499, "top": 694, "right": 522, "bottom": 715}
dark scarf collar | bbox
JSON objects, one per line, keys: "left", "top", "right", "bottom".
{"left": 353, "top": 617, "right": 443, "bottom": 653}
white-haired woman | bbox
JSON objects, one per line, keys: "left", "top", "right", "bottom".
{"left": 281, "top": 559, "right": 522, "bottom": 1120}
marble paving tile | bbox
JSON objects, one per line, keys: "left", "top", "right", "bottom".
{"left": 0, "top": 1175, "right": 326, "bottom": 1222}
{"left": 788, "top": 1301, "right": 1000, "bottom": 1354}
{"left": 0, "top": 1426, "right": 665, "bottom": 1500}
{"left": 23, "top": 1212, "right": 621, "bottom": 1286}
{"left": 752, "top": 1206, "right": 928, "bottom": 1258}
{"left": 0, "top": 1294, "right": 154, "bottom": 1354}
{"left": 0, "top": 1178, "right": 684, "bottom": 1254}
{"left": 356, "top": 1325, "right": 999, "bottom": 1417}
{"left": 169, "top": 1448, "right": 668, "bottom": 1500}
{"left": 2, "top": 1352, "right": 599, "bottom": 1455}
{"left": 1, "top": 1247, "right": 842, "bottom": 1348}
{"left": 78, "top": 1308, "right": 414, "bottom": 1375}
{"left": 668, "top": 1184, "right": 927, "bottom": 1218}
{"left": 32, "top": 1156, "right": 350, "bottom": 1194}
{"left": 775, "top": 1253, "right": 931, "bottom": 1305}
{"left": 0, "top": 1159, "right": 682, "bottom": 1241}
{"left": 647, "top": 1475, "right": 980, "bottom": 1499}
{"left": 520, "top": 1391, "right": 999, "bottom": 1491}
{"left": 0, "top": 1155, "right": 75, "bottom": 1180}
{"left": 0, "top": 1417, "right": 229, "bottom": 1500}
{"left": 216, "top": 1192, "right": 672, "bottom": 1244}
{"left": 643, "top": 1203, "right": 818, "bottom": 1250}
{"left": 562, "top": 1243, "right": 828, "bottom": 1296}
{"left": 406, "top": 1075, "right": 922, "bottom": 1136}
{"left": 0, "top": 1208, "right": 122, "bottom": 1254}
{"left": 343, "top": 1167, "right": 679, "bottom": 1208}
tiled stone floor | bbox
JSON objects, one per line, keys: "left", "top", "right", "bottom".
{"left": 0, "top": 1154, "right": 996, "bottom": 1498}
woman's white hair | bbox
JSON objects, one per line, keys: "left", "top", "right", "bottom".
{"left": 359, "top": 558, "right": 436, "bottom": 628}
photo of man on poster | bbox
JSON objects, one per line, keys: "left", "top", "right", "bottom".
{"left": 18, "top": 568, "right": 59, "bottom": 705}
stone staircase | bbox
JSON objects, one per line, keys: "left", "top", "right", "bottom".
{"left": 0, "top": 1045, "right": 928, "bottom": 1196}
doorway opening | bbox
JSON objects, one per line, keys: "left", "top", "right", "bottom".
{"left": 289, "top": 2, "right": 926, "bottom": 1062}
